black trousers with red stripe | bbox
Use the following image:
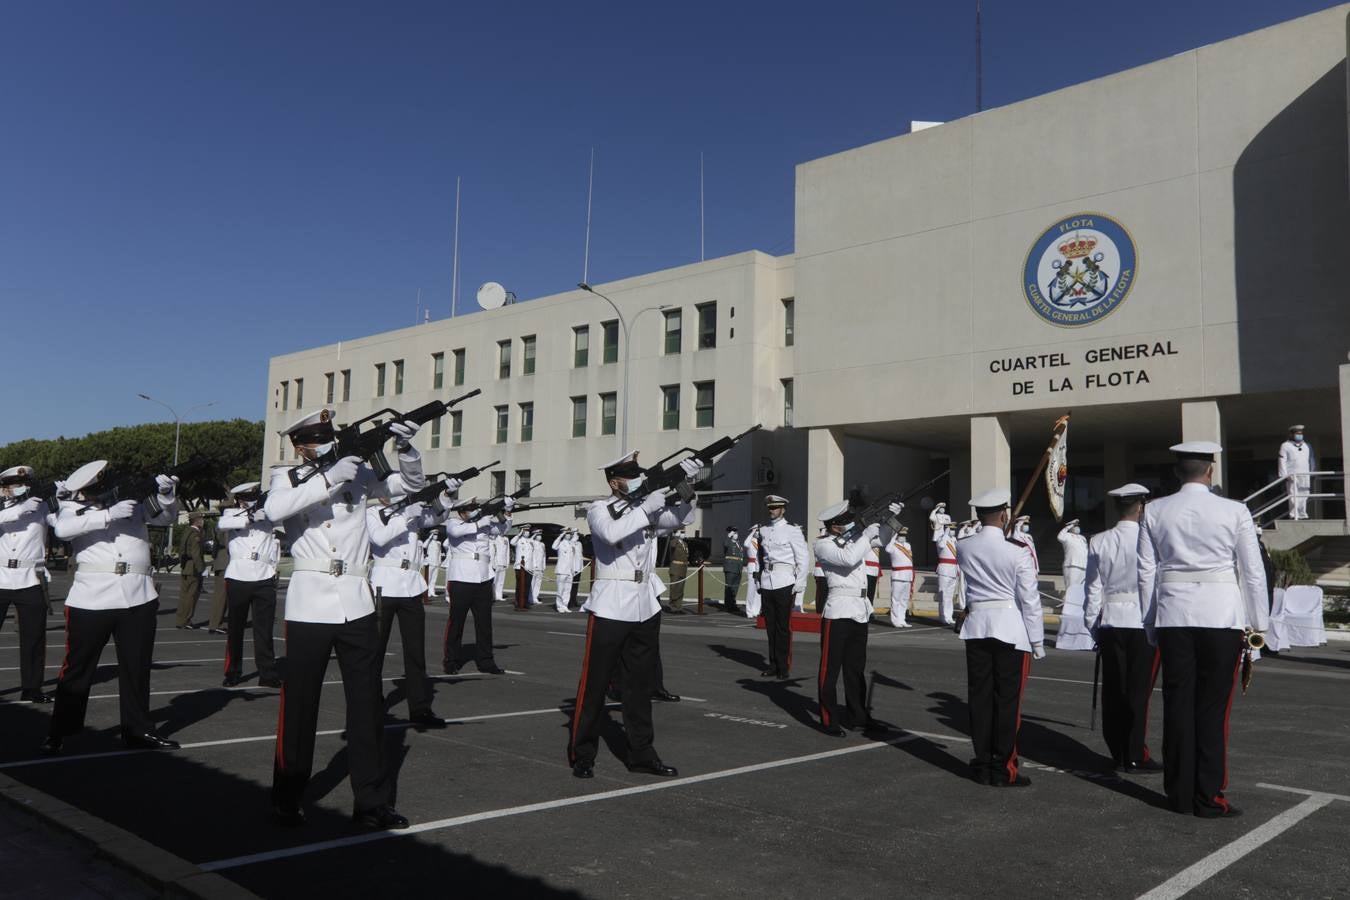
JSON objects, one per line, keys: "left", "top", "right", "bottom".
{"left": 760, "top": 586, "right": 795, "bottom": 676}
{"left": 817, "top": 617, "right": 868, "bottom": 728}
{"left": 223, "top": 577, "right": 278, "bottom": 682}
{"left": 1098, "top": 627, "right": 1159, "bottom": 766}
{"left": 0, "top": 585, "right": 47, "bottom": 696}
{"left": 965, "top": 638, "right": 1030, "bottom": 782}
{"left": 568, "top": 612, "right": 661, "bottom": 768}
{"left": 272, "top": 613, "right": 388, "bottom": 813}
{"left": 1157, "top": 627, "right": 1243, "bottom": 815}
{"left": 377, "top": 593, "right": 432, "bottom": 715}
{"left": 444, "top": 579, "right": 496, "bottom": 670}
{"left": 50, "top": 600, "right": 158, "bottom": 738}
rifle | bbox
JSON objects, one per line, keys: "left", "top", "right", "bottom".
{"left": 289, "top": 388, "right": 482, "bottom": 487}
{"left": 75, "top": 456, "right": 214, "bottom": 517}
{"left": 833, "top": 469, "right": 951, "bottom": 545}
{"left": 0, "top": 478, "right": 63, "bottom": 514}
{"left": 607, "top": 425, "right": 763, "bottom": 519}
{"left": 377, "top": 460, "right": 500, "bottom": 524}
{"left": 465, "top": 482, "right": 541, "bottom": 519}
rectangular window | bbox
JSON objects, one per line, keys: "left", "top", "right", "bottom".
{"left": 294, "top": 378, "right": 304, "bottom": 409}
{"left": 450, "top": 410, "right": 462, "bottom": 447}
{"left": 453, "top": 348, "right": 465, "bottom": 386}
{"left": 571, "top": 396, "right": 587, "bottom": 438}
{"left": 661, "top": 385, "right": 680, "bottom": 430}
{"left": 601, "top": 320, "right": 619, "bottom": 364}
{"left": 280, "top": 381, "right": 289, "bottom": 411}
{"left": 341, "top": 369, "right": 351, "bottom": 402}
{"left": 374, "top": 363, "right": 386, "bottom": 398}
{"left": 519, "top": 402, "right": 534, "bottom": 442}
{"left": 521, "top": 335, "right": 536, "bottom": 376}
{"left": 432, "top": 352, "right": 444, "bottom": 390}
{"left": 573, "top": 326, "right": 589, "bottom": 368}
{"left": 697, "top": 302, "right": 717, "bottom": 349}
{"left": 694, "top": 381, "right": 715, "bottom": 428}
{"left": 491, "top": 470, "right": 506, "bottom": 497}
{"left": 515, "top": 470, "right": 532, "bottom": 496}
{"left": 498, "top": 340, "right": 511, "bottom": 379}
{"left": 782, "top": 378, "right": 794, "bottom": 427}
{"left": 600, "top": 392, "right": 617, "bottom": 436}
{"left": 782, "top": 297, "right": 795, "bottom": 347}
{"left": 430, "top": 416, "right": 442, "bottom": 449}
{"left": 393, "top": 359, "right": 404, "bottom": 395}
{"left": 663, "top": 309, "right": 682, "bottom": 355}
{"left": 494, "top": 405, "right": 509, "bottom": 444}
{"left": 324, "top": 372, "right": 335, "bottom": 404}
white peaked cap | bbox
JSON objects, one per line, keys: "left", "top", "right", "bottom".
{"left": 1289, "top": 424, "right": 1305, "bottom": 431}
{"left": 231, "top": 481, "right": 261, "bottom": 495}
{"left": 969, "top": 488, "right": 1011, "bottom": 510}
{"left": 818, "top": 500, "right": 851, "bottom": 523}
{"left": 765, "top": 494, "right": 788, "bottom": 505}
{"left": 1107, "top": 483, "right": 1150, "bottom": 498}
{"left": 0, "top": 466, "right": 33, "bottom": 482}
{"left": 1170, "top": 440, "right": 1222, "bottom": 460}
{"left": 280, "top": 408, "right": 337, "bottom": 437}
{"left": 66, "top": 460, "right": 108, "bottom": 492}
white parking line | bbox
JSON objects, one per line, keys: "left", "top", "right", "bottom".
{"left": 199, "top": 732, "right": 925, "bottom": 871}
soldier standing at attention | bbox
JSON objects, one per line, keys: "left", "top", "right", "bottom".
{"left": 176, "top": 514, "right": 205, "bottom": 629}
{"left": 721, "top": 525, "right": 743, "bottom": 616}
{"left": 1138, "top": 442, "right": 1268, "bottom": 818}
{"left": 665, "top": 528, "right": 689, "bottom": 614}
{"left": 886, "top": 526, "right": 916, "bottom": 628}
{"left": 264, "top": 408, "right": 424, "bottom": 829}
{"left": 0, "top": 466, "right": 54, "bottom": 703}
{"left": 956, "top": 489, "right": 1044, "bottom": 787}
{"left": 1277, "top": 425, "right": 1313, "bottom": 520}
{"left": 757, "top": 495, "right": 808, "bottom": 679}
{"left": 216, "top": 482, "right": 282, "bottom": 689}
{"left": 931, "top": 504, "right": 958, "bottom": 626}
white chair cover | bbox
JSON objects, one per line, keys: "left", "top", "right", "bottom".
{"left": 1268, "top": 584, "right": 1326, "bottom": 650}
{"left": 1054, "top": 583, "right": 1096, "bottom": 651}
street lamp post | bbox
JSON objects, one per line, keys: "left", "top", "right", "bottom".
{"left": 579, "top": 283, "right": 667, "bottom": 454}
{"left": 137, "top": 394, "right": 217, "bottom": 466}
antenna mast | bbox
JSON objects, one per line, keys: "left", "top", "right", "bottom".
{"left": 583, "top": 147, "right": 594, "bottom": 284}
{"left": 451, "top": 176, "right": 461, "bottom": 317}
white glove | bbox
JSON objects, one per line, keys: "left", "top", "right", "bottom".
{"left": 108, "top": 500, "right": 138, "bottom": 521}
{"left": 404, "top": 502, "right": 423, "bottom": 519}
{"left": 679, "top": 457, "right": 705, "bottom": 479}
{"left": 442, "top": 477, "right": 464, "bottom": 494}
{"left": 155, "top": 474, "right": 179, "bottom": 495}
{"left": 888, "top": 501, "right": 904, "bottom": 516}
{"left": 640, "top": 487, "right": 670, "bottom": 516}
{"left": 502, "top": 496, "right": 516, "bottom": 512}
{"left": 325, "top": 455, "right": 361, "bottom": 486}
{"left": 53, "top": 480, "right": 68, "bottom": 498}
{"left": 388, "top": 420, "right": 420, "bottom": 449}
{"left": 863, "top": 522, "right": 881, "bottom": 540}
{"left": 438, "top": 492, "right": 456, "bottom": 511}
{"left": 1032, "top": 642, "right": 1046, "bottom": 660}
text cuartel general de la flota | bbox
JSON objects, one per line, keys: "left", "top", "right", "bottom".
{"left": 987, "top": 341, "right": 1179, "bottom": 373}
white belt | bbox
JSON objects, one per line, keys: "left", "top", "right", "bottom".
{"left": 373, "top": 558, "right": 416, "bottom": 570}
{"left": 77, "top": 562, "right": 152, "bottom": 576}
{"left": 763, "top": 561, "right": 794, "bottom": 572}
{"left": 967, "top": 598, "right": 1014, "bottom": 609}
{"left": 3, "top": 559, "right": 40, "bottom": 569}
{"left": 826, "top": 588, "right": 867, "bottom": 599}
{"left": 1160, "top": 570, "right": 1236, "bottom": 584}
{"left": 450, "top": 551, "right": 481, "bottom": 561}
{"left": 596, "top": 565, "right": 648, "bottom": 584}
{"left": 292, "top": 558, "right": 370, "bottom": 578}
{"left": 1106, "top": 592, "right": 1138, "bottom": 605}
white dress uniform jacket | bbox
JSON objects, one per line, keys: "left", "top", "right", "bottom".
{"left": 265, "top": 450, "right": 424, "bottom": 624}
{"left": 1058, "top": 526, "right": 1088, "bottom": 587}
{"left": 217, "top": 508, "right": 280, "bottom": 582}
{"left": 584, "top": 498, "right": 693, "bottom": 622}
{"left": 55, "top": 496, "right": 178, "bottom": 610}
{"left": 1138, "top": 483, "right": 1270, "bottom": 634}
{"left": 444, "top": 514, "right": 511, "bottom": 584}
{"left": 423, "top": 532, "right": 443, "bottom": 569}
{"left": 759, "top": 518, "right": 809, "bottom": 593}
{"left": 813, "top": 527, "right": 877, "bottom": 624}
{"left": 0, "top": 498, "right": 50, "bottom": 590}
{"left": 1082, "top": 520, "right": 1143, "bottom": 630}
{"left": 552, "top": 533, "right": 574, "bottom": 579}
{"left": 955, "top": 526, "right": 1043, "bottom": 653}
{"left": 1277, "top": 439, "right": 1311, "bottom": 479}
{"left": 368, "top": 504, "right": 443, "bottom": 597}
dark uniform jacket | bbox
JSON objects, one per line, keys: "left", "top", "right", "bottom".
{"left": 179, "top": 527, "right": 205, "bottom": 577}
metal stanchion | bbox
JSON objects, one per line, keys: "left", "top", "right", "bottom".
{"left": 696, "top": 565, "right": 705, "bottom": 616}
{"left": 515, "top": 567, "right": 527, "bottom": 610}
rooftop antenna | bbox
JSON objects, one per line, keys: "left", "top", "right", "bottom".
{"left": 975, "top": 0, "right": 983, "bottom": 113}
{"left": 415, "top": 286, "right": 422, "bottom": 325}
{"left": 451, "top": 176, "right": 462, "bottom": 317}
{"left": 477, "top": 281, "right": 513, "bottom": 311}
{"left": 582, "top": 147, "right": 594, "bottom": 284}
{"left": 700, "top": 151, "right": 705, "bottom": 262}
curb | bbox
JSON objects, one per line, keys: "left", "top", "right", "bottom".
{"left": 0, "top": 773, "right": 261, "bottom": 900}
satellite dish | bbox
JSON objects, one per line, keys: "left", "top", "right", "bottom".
{"left": 477, "top": 282, "right": 508, "bottom": 310}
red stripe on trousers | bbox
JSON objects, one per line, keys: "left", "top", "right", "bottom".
{"left": 568, "top": 614, "right": 596, "bottom": 764}
{"left": 1213, "top": 642, "right": 1243, "bottom": 810}
{"left": 1005, "top": 652, "right": 1032, "bottom": 783}
{"left": 1141, "top": 646, "right": 1162, "bottom": 762}
{"left": 57, "top": 606, "right": 72, "bottom": 681}
{"left": 817, "top": 619, "right": 832, "bottom": 727}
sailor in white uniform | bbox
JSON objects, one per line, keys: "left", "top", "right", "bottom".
{"left": 528, "top": 528, "right": 547, "bottom": 607}
{"left": 931, "top": 504, "right": 958, "bottom": 625}
{"left": 1083, "top": 484, "right": 1161, "bottom": 774}
{"left": 567, "top": 451, "right": 700, "bottom": 779}
{"left": 553, "top": 528, "right": 576, "bottom": 613}
{"left": 955, "top": 489, "right": 1044, "bottom": 787}
{"left": 757, "top": 496, "right": 808, "bottom": 678}
{"left": 1277, "top": 425, "right": 1313, "bottom": 520}
{"left": 489, "top": 531, "right": 510, "bottom": 601}
{"left": 742, "top": 525, "right": 761, "bottom": 619}
{"left": 264, "top": 408, "right": 424, "bottom": 830}
{"left": 44, "top": 460, "right": 181, "bottom": 754}
{"left": 885, "top": 526, "right": 916, "bottom": 628}
{"left": 0, "top": 467, "right": 55, "bottom": 703}
{"left": 442, "top": 497, "right": 514, "bottom": 673}
{"left": 1139, "top": 441, "right": 1269, "bottom": 818}
{"left": 216, "top": 482, "right": 282, "bottom": 688}
{"left": 422, "top": 527, "right": 444, "bottom": 598}
{"left": 1054, "top": 519, "right": 1095, "bottom": 651}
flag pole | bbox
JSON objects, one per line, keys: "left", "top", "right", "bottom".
{"left": 1009, "top": 413, "right": 1070, "bottom": 528}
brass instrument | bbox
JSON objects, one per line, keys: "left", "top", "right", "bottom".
{"left": 1240, "top": 628, "right": 1265, "bottom": 695}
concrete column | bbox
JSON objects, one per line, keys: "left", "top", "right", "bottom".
{"left": 1340, "top": 364, "right": 1350, "bottom": 525}
{"left": 969, "top": 415, "right": 1011, "bottom": 517}
{"left": 1181, "top": 399, "right": 1227, "bottom": 490}
{"left": 807, "top": 427, "right": 845, "bottom": 523}
{"left": 948, "top": 450, "right": 971, "bottom": 520}
{"left": 1103, "top": 441, "right": 1129, "bottom": 526}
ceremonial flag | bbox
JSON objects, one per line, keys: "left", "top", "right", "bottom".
{"left": 1045, "top": 415, "right": 1070, "bottom": 521}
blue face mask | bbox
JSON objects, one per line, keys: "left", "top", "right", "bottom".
{"left": 1294, "top": 435, "right": 1304, "bottom": 444}
{"left": 624, "top": 474, "right": 645, "bottom": 496}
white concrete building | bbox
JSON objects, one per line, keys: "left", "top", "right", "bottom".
{"left": 266, "top": 5, "right": 1350, "bottom": 571}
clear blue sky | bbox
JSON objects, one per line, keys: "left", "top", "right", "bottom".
{"left": 0, "top": 0, "right": 1337, "bottom": 444}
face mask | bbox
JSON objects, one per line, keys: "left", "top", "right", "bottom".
{"left": 1294, "top": 435, "right": 1304, "bottom": 444}
{"left": 9, "top": 485, "right": 28, "bottom": 499}
{"left": 624, "top": 474, "right": 645, "bottom": 496}
{"left": 729, "top": 531, "right": 738, "bottom": 540}
{"left": 310, "top": 441, "right": 335, "bottom": 461}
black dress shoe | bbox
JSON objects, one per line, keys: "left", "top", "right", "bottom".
{"left": 272, "top": 804, "right": 306, "bottom": 826}
{"left": 627, "top": 760, "right": 678, "bottom": 777}
{"left": 777, "top": 670, "right": 791, "bottom": 681}
{"left": 606, "top": 688, "right": 622, "bottom": 702}
{"left": 176, "top": 624, "right": 199, "bottom": 630}
{"left": 971, "top": 767, "right": 992, "bottom": 785}
{"left": 259, "top": 675, "right": 283, "bottom": 689}
{"left": 443, "top": 662, "right": 463, "bottom": 676}
{"left": 478, "top": 664, "right": 507, "bottom": 675}
{"left": 992, "top": 774, "right": 1032, "bottom": 788}
{"left": 1125, "top": 759, "right": 1164, "bottom": 775}
{"left": 39, "top": 736, "right": 62, "bottom": 756}
{"left": 652, "top": 689, "right": 681, "bottom": 702}
{"left": 222, "top": 674, "right": 244, "bottom": 688}
{"left": 572, "top": 762, "right": 594, "bottom": 779}
{"left": 760, "top": 668, "right": 778, "bottom": 677}
{"left": 122, "top": 731, "right": 181, "bottom": 750}
{"left": 410, "top": 710, "right": 447, "bottom": 727}
{"left": 822, "top": 724, "right": 847, "bottom": 737}
{"left": 352, "top": 805, "right": 410, "bottom": 830}
{"left": 22, "top": 691, "right": 53, "bottom": 704}
{"left": 1195, "top": 804, "right": 1243, "bottom": 819}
